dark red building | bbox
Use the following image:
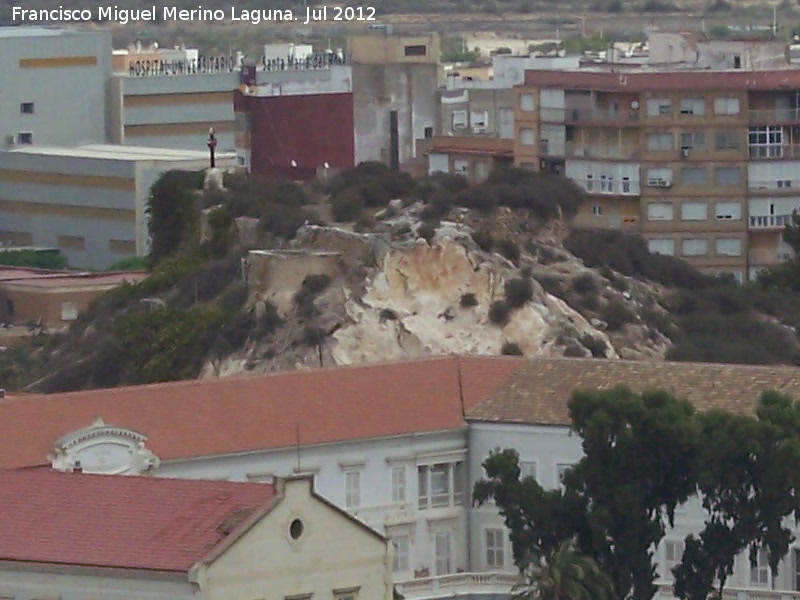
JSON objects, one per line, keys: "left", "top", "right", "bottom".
{"left": 234, "top": 91, "right": 355, "bottom": 179}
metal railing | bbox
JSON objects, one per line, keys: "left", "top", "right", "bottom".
{"left": 749, "top": 107, "right": 800, "bottom": 124}
{"left": 749, "top": 214, "right": 791, "bottom": 229}
{"left": 540, "top": 107, "right": 640, "bottom": 124}
{"left": 748, "top": 249, "right": 792, "bottom": 265}
{"left": 565, "top": 142, "right": 638, "bottom": 159}
{"left": 748, "top": 144, "right": 800, "bottom": 159}
{"left": 656, "top": 582, "right": 800, "bottom": 600}
{"left": 747, "top": 180, "right": 796, "bottom": 191}
{"left": 397, "top": 572, "right": 519, "bottom": 599}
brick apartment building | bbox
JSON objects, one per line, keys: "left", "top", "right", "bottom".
{"left": 513, "top": 64, "right": 800, "bottom": 282}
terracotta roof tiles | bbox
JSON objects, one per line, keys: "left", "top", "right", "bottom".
{"left": 0, "top": 356, "right": 524, "bottom": 470}
{"left": 467, "top": 358, "right": 800, "bottom": 425}
{"left": 0, "top": 469, "right": 276, "bottom": 571}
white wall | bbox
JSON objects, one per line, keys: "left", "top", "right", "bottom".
{"left": 468, "top": 421, "right": 800, "bottom": 594}
{"left": 200, "top": 478, "right": 392, "bottom": 600}
{"left": 0, "top": 565, "right": 194, "bottom": 600}
{"left": 156, "top": 429, "right": 470, "bottom": 582}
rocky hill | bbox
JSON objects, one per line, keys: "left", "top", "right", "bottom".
{"left": 4, "top": 164, "right": 800, "bottom": 394}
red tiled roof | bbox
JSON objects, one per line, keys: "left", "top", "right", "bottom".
{"left": 0, "top": 356, "right": 524, "bottom": 469}
{"left": 0, "top": 469, "right": 276, "bottom": 571}
{"left": 468, "top": 357, "right": 800, "bottom": 425}
{"left": 523, "top": 68, "right": 800, "bottom": 92}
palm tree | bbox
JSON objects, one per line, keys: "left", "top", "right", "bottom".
{"left": 513, "top": 540, "right": 615, "bottom": 600}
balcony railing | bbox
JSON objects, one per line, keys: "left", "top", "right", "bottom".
{"left": 749, "top": 214, "right": 791, "bottom": 229}
{"left": 748, "top": 249, "right": 792, "bottom": 265}
{"left": 748, "top": 144, "right": 800, "bottom": 159}
{"left": 747, "top": 180, "right": 796, "bottom": 191}
{"left": 565, "top": 142, "right": 638, "bottom": 159}
{"left": 749, "top": 107, "right": 800, "bottom": 124}
{"left": 397, "top": 572, "right": 519, "bottom": 600}
{"left": 541, "top": 107, "right": 640, "bottom": 125}
{"left": 657, "top": 582, "right": 800, "bottom": 600}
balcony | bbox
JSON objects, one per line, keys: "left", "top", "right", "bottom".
{"left": 749, "top": 107, "right": 800, "bottom": 125}
{"left": 657, "top": 582, "right": 800, "bottom": 600}
{"left": 397, "top": 572, "right": 519, "bottom": 600}
{"left": 749, "top": 214, "right": 791, "bottom": 230}
{"left": 541, "top": 106, "right": 640, "bottom": 126}
{"left": 748, "top": 249, "right": 792, "bottom": 265}
{"left": 565, "top": 142, "right": 637, "bottom": 160}
{"left": 748, "top": 144, "right": 800, "bottom": 159}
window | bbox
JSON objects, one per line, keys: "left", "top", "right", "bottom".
{"left": 714, "top": 97, "right": 740, "bottom": 115}
{"left": 648, "top": 238, "right": 675, "bottom": 256}
{"left": 715, "top": 202, "right": 741, "bottom": 220}
{"left": 714, "top": 167, "right": 741, "bottom": 186}
{"left": 418, "top": 462, "right": 463, "bottom": 509}
{"left": 592, "top": 204, "right": 603, "bottom": 216}
{"left": 519, "top": 128, "right": 535, "bottom": 146}
{"left": 519, "top": 461, "right": 538, "bottom": 481}
{"left": 751, "top": 549, "right": 769, "bottom": 586}
{"left": 61, "top": 301, "right": 79, "bottom": 321}
{"left": 647, "top": 202, "right": 674, "bottom": 221}
{"left": 715, "top": 238, "right": 742, "bottom": 256}
{"left": 586, "top": 174, "right": 594, "bottom": 192}
{"left": 109, "top": 239, "right": 136, "bottom": 254}
{"left": 665, "top": 541, "right": 684, "bottom": 579}
{"left": 680, "top": 97, "right": 705, "bottom": 116}
{"left": 392, "top": 535, "right": 410, "bottom": 572}
{"left": 779, "top": 179, "right": 792, "bottom": 188}
{"left": 345, "top": 470, "right": 360, "bottom": 509}
{"left": 749, "top": 125, "right": 783, "bottom": 158}
{"left": 435, "top": 531, "right": 453, "bottom": 575}
{"left": 520, "top": 93, "right": 534, "bottom": 111}
{"left": 17, "top": 132, "right": 33, "bottom": 144}
{"left": 794, "top": 548, "right": 800, "bottom": 590}
{"left": 391, "top": 467, "right": 406, "bottom": 504}
{"left": 404, "top": 44, "right": 427, "bottom": 56}
{"left": 471, "top": 110, "right": 488, "bottom": 131}
{"left": 453, "top": 159, "right": 469, "bottom": 175}
{"left": 682, "top": 238, "right": 708, "bottom": 256}
{"left": 646, "top": 132, "right": 672, "bottom": 151}
{"left": 600, "top": 174, "right": 608, "bottom": 192}
{"left": 646, "top": 98, "right": 672, "bottom": 116}
{"left": 681, "top": 202, "right": 707, "bottom": 221}
{"left": 622, "top": 176, "right": 631, "bottom": 194}
{"left": 646, "top": 167, "right": 673, "bottom": 187}
{"left": 58, "top": 234, "right": 86, "bottom": 250}
{"left": 486, "top": 529, "right": 505, "bottom": 569}
{"left": 334, "top": 587, "right": 360, "bottom": 600}
{"left": 20, "top": 102, "right": 34, "bottom": 114}
{"left": 680, "top": 131, "right": 706, "bottom": 149}
{"left": 452, "top": 110, "right": 467, "bottom": 129}
{"left": 681, "top": 167, "right": 707, "bottom": 186}
{"left": 715, "top": 130, "right": 740, "bottom": 149}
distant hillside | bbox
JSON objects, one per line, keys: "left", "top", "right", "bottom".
{"left": 3, "top": 164, "right": 800, "bottom": 394}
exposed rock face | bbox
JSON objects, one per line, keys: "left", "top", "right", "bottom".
{"left": 222, "top": 211, "right": 670, "bottom": 378}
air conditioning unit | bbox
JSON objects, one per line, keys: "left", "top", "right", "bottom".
{"left": 647, "top": 178, "right": 673, "bottom": 188}
{"left": 680, "top": 109, "right": 694, "bottom": 115}
{"left": 657, "top": 179, "right": 672, "bottom": 188}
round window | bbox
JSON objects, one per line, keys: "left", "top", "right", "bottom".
{"left": 289, "top": 518, "right": 304, "bottom": 540}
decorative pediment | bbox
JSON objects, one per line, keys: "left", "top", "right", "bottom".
{"left": 49, "top": 417, "right": 160, "bottom": 475}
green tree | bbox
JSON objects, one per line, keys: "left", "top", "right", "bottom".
{"left": 474, "top": 388, "right": 800, "bottom": 600}
{"left": 146, "top": 170, "right": 202, "bottom": 265}
{"left": 514, "top": 540, "right": 615, "bottom": 600}
{"left": 0, "top": 249, "right": 68, "bottom": 270}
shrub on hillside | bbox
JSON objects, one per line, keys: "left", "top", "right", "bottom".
{"left": 472, "top": 230, "right": 495, "bottom": 252}
{"left": 579, "top": 333, "right": 608, "bottom": 358}
{"left": 418, "top": 220, "right": 439, "bottom": 244}
{"left": 501, "top": 341, "right": 523, "bottom": 356}
{"left": 327, "top": 162, "right": 415, "bottom": 209}
{"left": 599, "top": 299, "right": 636, "bottom": 331}
{"left": 565, "top": 230, "right": 715, "bottom": 289}
{"left": 488, "top": 300, "right": 512, "bottom": 326}
{"left": 505, "top": 278, "right": 533, "bottom": 308}
{"left": 496, "top": 239, "right": 521, "bottom": 264}
{"left": 460, "top": 293, "right": 479, "bottom": 308}
{"left": 572, "top": 273, "right": 599, "bottom": 295}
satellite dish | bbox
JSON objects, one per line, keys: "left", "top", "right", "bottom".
{"left": 631, "top": 100, "right": 640, "bottom": 109}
